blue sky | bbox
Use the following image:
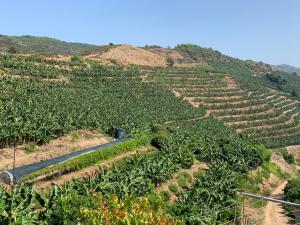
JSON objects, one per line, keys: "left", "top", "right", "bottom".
{"left": 1, "top": 0, "right": 299, "bottom": 66}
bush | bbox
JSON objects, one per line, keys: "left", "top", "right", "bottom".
{"left": 282, "top": 150, "right": 294, "bottom": 164}
{"left": 166, "top": 56, "right": 175, "bottom": 67}
{"left": 284, "top": 176, "right": 300, "bottom": 204}
{"left": 25, "top": 142, "right": 37, "bottom": 153}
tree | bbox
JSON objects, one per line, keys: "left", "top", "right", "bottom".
{"left": 166, "top": 55, "right": 175, "bottom": 67}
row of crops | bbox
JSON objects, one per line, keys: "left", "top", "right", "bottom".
{"left": 0, "top": 54, "right": 205, "bottom": 147}
{"left": 0, "top": 118, "right": 266, "bottom": 224}
{"left": 142, "top": 66, "right": 300, "bottom": 148}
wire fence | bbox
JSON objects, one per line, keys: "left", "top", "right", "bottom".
{"left": 240, "top": 192, "right": 300, "bottom": 225}
{"left": 194, "top": 192, "right": 300, "bottom": 225}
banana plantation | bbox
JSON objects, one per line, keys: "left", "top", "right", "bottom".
{"left": 0, "top": 118, "right": 266, "bottom": 224}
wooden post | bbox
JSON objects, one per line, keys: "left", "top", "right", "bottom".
{"left": 12, "top": 136, "right": 16, "bottom": 185}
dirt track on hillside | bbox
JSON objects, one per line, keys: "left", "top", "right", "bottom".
{"left": 264, "top": 180, "right": 289, "bottom": 225}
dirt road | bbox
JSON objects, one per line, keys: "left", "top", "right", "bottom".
{"left": 264, "top": 180, "right": 289, "bottom": 225}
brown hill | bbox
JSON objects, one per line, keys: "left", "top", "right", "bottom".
{"left": 86, "top": 45, "right": 167, "bottom": 67}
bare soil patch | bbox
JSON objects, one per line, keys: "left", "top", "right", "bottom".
{"left": 172, "top": 89, "right": 182, "bottom": 97}
{"left": 223, "top": 76, "right": 238, "bottom": 88}
{"left": 264, "top": 181, "right": 289, "bottom": 225}
{"left": 87, "top": 45, "right": 166, "bottom": 67}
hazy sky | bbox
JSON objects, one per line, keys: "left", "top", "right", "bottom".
{"left": 1, "top": 0, "right": 299, "bottom": 66}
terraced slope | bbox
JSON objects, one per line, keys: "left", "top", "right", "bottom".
{"left": 142, "top": 67, "right": 300, "bottom": 148}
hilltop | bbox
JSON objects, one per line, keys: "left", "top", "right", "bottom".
{"left": 0, "top": 34, "right": 99, "bottom": 55}
{"left": 0, "top": 35, "right": 299, "bottom": 100}
{"left": 272, "top": 64, "right": 300, "bottom": 75}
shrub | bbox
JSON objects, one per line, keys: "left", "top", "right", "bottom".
{"left": 25, "top": 142, "right": 37, "bottom": 153}
{"left": 284, "top": 176, "right": 300, "bottom": 204}
{"left": 70, "top": 131, "right": 80, "bottom": 142}
{"left": 166, "top": 56, "right": 175, "bottom": 67}
{"left": 281, "top": 150, "right": 294, "bottom": 164}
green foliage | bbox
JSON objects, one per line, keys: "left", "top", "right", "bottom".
{"left": 168, "top": 183, "right": 181, "bottom": 196}
{"left": 176, "top": 175, "right": 188, "bottom": 189}
{"left": 24, "top": 142, "right": 37, "bottom": 153}
{"left": 159, "top": 191, "right": 171, "bottom": 202}
{"left": 172, "top": 163, "right": 237, "bottom": 224}
{"left": 70, "top": 55, "right": 82, "bottom": 62}
{"left": 79, "top": 194, "right": 183, "bottom": 225}
{"left": 284, "top": 175, "right": 300, "bottom": 204}
{"left": 181, "top": 172, "right": 193, "bottom": 184}
{"left": 151, "top": 132, "right": 170, "bottom": 150}
{"left": 22, "top": 135, "right": 151, "bottom": 181}
{"left": 256, "top": 146, "right": 272, "bottom": 162}
{"left": 0, "top": 54, "right": 203, "bottom": 146}
{"left": 238, "top": 173, "right": 261, "bottom": 194}
{"left": 266, "top": 73, "right": 287, "bottom": 85}
{"left": 177, "top": 148, "right": 195, "bottom": 169}
{"left": 0, "top": 34, "right": 99, "bottom": 55}
{"left": 281, "top": 149, "right": 295, "bottom": 164}
{"left": 262, "top": 162, "right": 286, "bottom": 179}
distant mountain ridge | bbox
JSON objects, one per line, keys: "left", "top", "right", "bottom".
{"left": 0, "top": 34, "right": 99, "bottom": 55}
{"left": 272, "top": 64, "right": 300, "bottom": 75}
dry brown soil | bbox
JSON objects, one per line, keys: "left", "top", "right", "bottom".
{"left": 87, "top": 45, "right": 166, "bottom": 67}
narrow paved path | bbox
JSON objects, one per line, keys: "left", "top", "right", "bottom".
{"left": 264, "top": 180, "right": 289, "bottom": 225}
{"left": 1, "top": 138, "right": 129, "bottom": 184}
